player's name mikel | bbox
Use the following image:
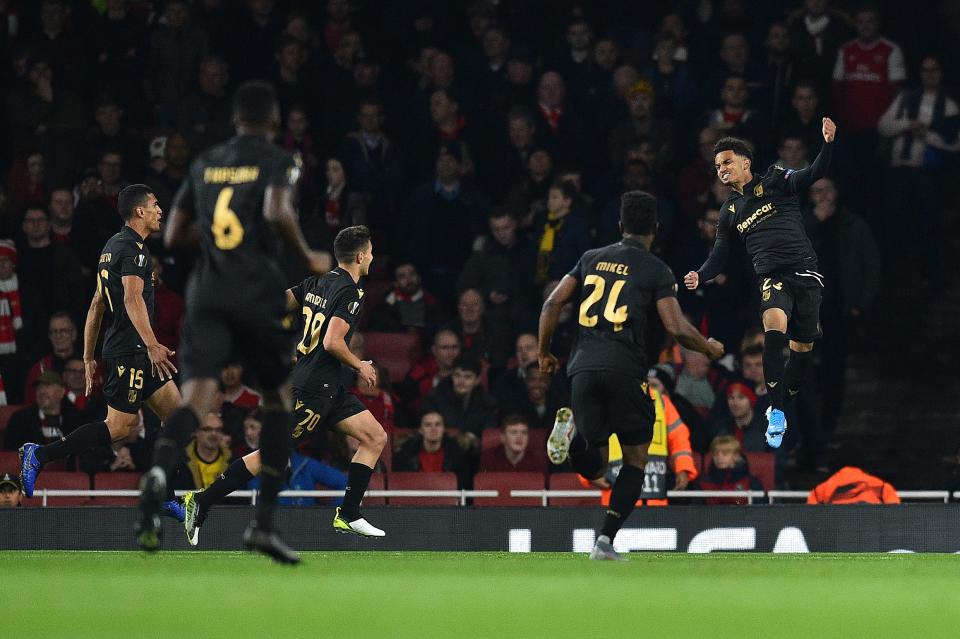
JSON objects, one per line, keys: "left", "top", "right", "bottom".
{"left": 593, "top": 261, "right": 630, "bottom": 275}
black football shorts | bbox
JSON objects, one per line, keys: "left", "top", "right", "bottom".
{"left": 290, "top": 387, "right": 368, "bottom": 440}
{"left": 570, "top": 370, "right": 655, "bottom": 448}
{"left": 758, "top": 270, "right": 824, "bottom": 342}
{"left": 103, "top": 352, "right": 170, "bottom": 414}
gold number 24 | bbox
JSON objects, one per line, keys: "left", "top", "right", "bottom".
{"left": 578, "top": 274, "right": 629, "bottom": 332}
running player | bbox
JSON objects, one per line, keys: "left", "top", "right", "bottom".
{"left": 143, "top": 81, "right": 331, "bottom": 563}
{"left": 684, "top": 118, "right": 836, "bottom": 449}
{"left": 19, "top": 185, "right": 182, "bottom": 522}
{"left": 181, "top": 226, "right": 388, "bottom": 545}
{"left": 539, "top": 191, "right": 723, "bottom": 560}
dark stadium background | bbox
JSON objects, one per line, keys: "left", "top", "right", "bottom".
{"left": 0, "top": 0, "right": 959, "bottom": 494}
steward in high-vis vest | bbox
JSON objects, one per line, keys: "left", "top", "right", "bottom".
{"left": 580, "top": 387, "right": 698, "bottom": 506}
{"left": 807, "top": 466, "right": 900, "bottom": 504}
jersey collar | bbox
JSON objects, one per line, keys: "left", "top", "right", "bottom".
{"left": 620, "top": 236, "right": 648, "bottom": 250}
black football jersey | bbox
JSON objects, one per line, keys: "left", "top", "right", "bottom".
{"left": 566, "top": 237, "right": 677, "bottom": 378}
{"left": 98, "top": 225, "right": 154, "bottom": 358}
{"left": 288, "top": 268, "right": 365, "bottom": 393}
{"left": 171, "top": 134, "right": 301, "bottom": 301}
{"left": 699, "top": 142, "right": 833, "bottom": 279}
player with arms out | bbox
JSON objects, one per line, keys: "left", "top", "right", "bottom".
{"left": 19, "top": 185, "right": 182, "bottom": 521}
{"left": 539, "top": 191, "right": 724, "bottom": 561}
{"left": 684, "top": 118, "right": 836, "bottom": 449}
{"left": 143, "top": 81, "right": 331, "bottom": 563}
{"left": 181, "top": 226, "right": 388, "bottom": 544}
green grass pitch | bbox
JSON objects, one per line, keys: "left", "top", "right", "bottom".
{"left": 3, "top": 551, "right": 957, "bottom": 638}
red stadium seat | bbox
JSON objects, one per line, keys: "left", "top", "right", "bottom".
{"left": 744, "top": 452, "right": 775, "bottom": 491}
{"left": 0, "top": 404, "right": 21, "bottom": 429}
{"left": 363, "top": 332, "right": 421, "bottom": 383}
{"left": 693, "top": 451, "right": 703, "bottom": 475}
{"left": 473, "top": 472, "right": 544, "bottom": 506}
{"left": 92, "top": 472, "right": 142, "bottom": 506}
{"left": 702, "top": 451, "right": 775, "bottom": 491}
{"left": 386, "top": 471, "right": 458, "bottom": 506}
{"left": 361, "top": 472, "right": 386, "bottom": 506}
{"left": 0, "top": 450, "right": 20, "bottom": 474}
{"left": 548, "top": 472, "right": 597, "bottom": 507}
{"left": 481, "top": 428, "right": 501, "bottom": 452}
{"left": 23, "top": 471, "right": 92, "bottom": 506}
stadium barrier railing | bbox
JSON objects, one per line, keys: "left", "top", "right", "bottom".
{"left": 766, "top": 490, "right": 951, "bottom": 504}
{"left": 510, "top": 489, "right": 766, "bottom": 506}
{"left": 26, "top": 489, "right": 954, "bottom": 507}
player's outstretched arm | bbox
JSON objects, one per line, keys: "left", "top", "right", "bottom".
{"left": 122, "top": 275, "right": 177, "bottom": 381}
{"left": 656, "top": 296, "right": 724, "bottom": 360}
{"left": 538, "top": 275, "right": 578, "bottom": 374}
{"left": 688, "top": 214, "right": 732, "bottom": 289}
{"left": 82, "top": 288, "right": 106, "bottom": 395}
{"left": 264, "top": 185, "right": 331, "bottom": 275}
{"left": 786, "top": 117, "right": 836, "bottom": 194}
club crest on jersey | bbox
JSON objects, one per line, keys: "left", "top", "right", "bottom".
{"left": 753, "top": 184, "right": 763, "bottom": 197}
{"left": 347, "top": 301, "right": 361, "bottom": 315}
{"left": 128, "top": 390, "right": 138, "bottom": 404}
{"left": 135, "top": 254, "right": 146, "bottom": 268}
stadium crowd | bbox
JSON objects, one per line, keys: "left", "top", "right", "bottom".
{"left": 0, "top": 0, "right": 957, "bottom": 497}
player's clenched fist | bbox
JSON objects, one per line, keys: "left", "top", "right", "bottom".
{"left": 539, "top": 353, "right": 559, "bottom": 374}
{"left": 684, "top": 271, "right": 699, "bottom": 290}
{"left": 822, "top": 117, "right": 836, "bottom": 143}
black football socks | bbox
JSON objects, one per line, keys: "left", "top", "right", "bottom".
{"left": 763, "top": 330, "right": 788, "bottom": 410}
{"left": 600, "top": 463, "right": 645, "bottom": 540}
{"left": 254, "top": 410, "right": 292, "bottom": 531}
{"left": 339, "top": 462, "right": 374, "bottom": 521}
{"left": 36, "top": 420, "right": 111, "bottom": 465}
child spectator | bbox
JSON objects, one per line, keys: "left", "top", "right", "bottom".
{"left": 695, "top": 435, "right": 764, "bottom": 505}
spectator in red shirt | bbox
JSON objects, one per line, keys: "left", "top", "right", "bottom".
{"left": 694, "top": 434, "right": 764, "bottom": 505}
{"left": 393, "top": 410, "right": 471, "bottom": 487}
{"left": 4, "top": 370, "right": 79, "bottom": 451}
{"left": 220, "top": 361, "right": 262, "bottom": 410}
{"left": 479, "top": 414, "right": 547, "bottom": 474}
{"left": 23, "top": 311, "right": 80, "bottom": 405}
{"left": 832, "top": 5, "right": 905, "bottom": 135}
{"left": 399, "top": 329, "right": 461, "bottom": 415}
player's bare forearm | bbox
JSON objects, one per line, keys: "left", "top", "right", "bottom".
{"left": 656, "top": 296, "right": 723, "bottom": 359}
{"left": 324, "top": 337, "right": 363, "bottom": 371}
{"left": 124, "top": 294, "right": 161, "bottom": 349}
{"left": 537, "top": 298, "right": 561, "bottom": 357}
{"left": 674, "top": 322, "right": 712, "bottom": 355}
{"left": 538, "top": 275, "right": 578, "bottom": 357}
{"left": 83, "top": 290, "right": 105, "bottom": 362}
